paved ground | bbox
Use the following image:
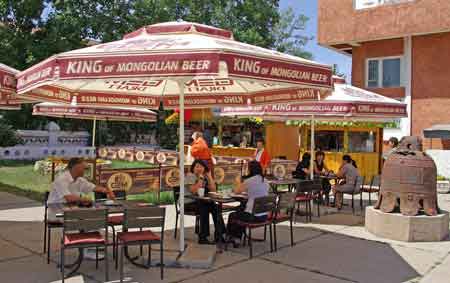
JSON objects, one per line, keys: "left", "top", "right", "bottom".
{"left": 0, "top": 190, "right": 449, "bottom": 283}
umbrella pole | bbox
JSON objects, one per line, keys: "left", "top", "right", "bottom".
{"left": 92, "top": 117, "right": 97, "bottom": 147}
{"left": 310, "top": 115, "right": 315, "bottom": 180}
{"left": 202, "top": 109, "right": 205, "bottom": 130}
{"left": 178, "top": 81, "right": 186, "bottom": 253}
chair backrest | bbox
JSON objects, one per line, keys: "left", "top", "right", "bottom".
{"left": 63, "top": 209, "right": 108, "bottom": 233}
{"left": 252, "top": 195, "right": 277, "bottom": 215}
{"left": 371, "top": 175, "right": 381, "bottom": 188}
{"left": 354, "top": 176, "right": 365, "bottom": 193}
{"left": 173, "top": 186, "right": 180, "bottom": 211}
{"left": 95, "top": 190, "right": 127, "bottom": 202}
{"left": 124, "top": 207, "right": 166, "bottom": 231}
{"left": 277, "top": 192, "right": 297, "bottom": 214}
{"left": 296, "top": 179, "right": 322, "bottom": 194}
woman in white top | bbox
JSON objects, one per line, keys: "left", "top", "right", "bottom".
{"left": 226, "top": 160, "right": 269, "bottom": 246}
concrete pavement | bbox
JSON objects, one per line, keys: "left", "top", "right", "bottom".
{"left": 0, "top": 190, "right": 449, "bottom": 283}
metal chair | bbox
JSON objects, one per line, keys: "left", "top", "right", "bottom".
{"left": 360, "top": 175, "right": 381, "bottom": 208}
{"left": 341, "top": 176, "right": 365, "bottom": 214}
{"left": 173, "top": 186, "right": 200, "bottom": 239}
{"left": 295, "top": 180, "right": 322, "bottom": 222}
{"left": 61, "top": 209, "right": 109, "bottom": 283}
{"left": 270, "top": 192, "right": 297, "bottom": 251}
{"left": 227, "top": 195, "right": 276, "bottom": 258}
{"left": 43, "top": 191, "right": 63, "bottom": 264}
{"left": 116, "top": 206, "right": 166, "bottom": 281}
{"left": 95, "top": 190, "right": 126, "bottom": 259}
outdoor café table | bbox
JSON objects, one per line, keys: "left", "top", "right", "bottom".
{"left": 267, "top": 178, "right": 300, "bottom": 194}
{"left": 48, "top": 200, "right": 156, "bottom": 275}
{"left": 185, "top": 192, "right": 247, "bottom": 251}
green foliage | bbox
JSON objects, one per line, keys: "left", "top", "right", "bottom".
{"left": 285, "top": 120, "right": 398, "bottom": 129}
{"left": 272, "top": 7, "right": 313, "bottom": 59}
{"left": 0, "top": 0, "right": 313, "bottom": 147}
{"left": 437, "top": 175, "right": 448, "bottom": 181}
{"left": 0, "top": 119, "right": 22, "bottom": 147}
{"left": 109, "top": 160, "right": 157, "bottom": 169}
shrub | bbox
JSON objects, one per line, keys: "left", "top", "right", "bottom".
{"left": 0, "top": 119, "right": 22, "bottom": 147}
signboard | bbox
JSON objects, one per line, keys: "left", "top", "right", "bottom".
{"left": 99, "top": 167, "right": 160, "bottom": 194}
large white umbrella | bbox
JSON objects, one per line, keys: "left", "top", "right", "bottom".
{"left": 33, "top": 102, "right": 157, "bottom": 146}
{"left": 16, "top": 21, "right": 333, "bottom": 252}
{"left": 222, "top": 81, "right": 408, "bottom": 179}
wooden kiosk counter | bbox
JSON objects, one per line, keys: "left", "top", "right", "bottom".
{"left": 265, "top": 122, "right": 383, "bottom": 180}
{"left": 211, "top": 146, "right": 256, "bottom": 158}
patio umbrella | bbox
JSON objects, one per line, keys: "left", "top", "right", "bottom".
{"left": 0, "top": 63, "right": 23, "bottom": 110}
{"left": 221, "top": 82, "right": 408, "bottom": 179}
{"left": 16, "top": 21, "right": 333, "bottom": 252}
{"left": 33, "top": 102, "right": 157, "bottom": 146}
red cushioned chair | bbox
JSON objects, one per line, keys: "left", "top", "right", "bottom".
{"left": 270, "top": 192, "right": 297, "bottom": 251}
{"left": 340, "top": 176, "right": 365, "bottom": 214}
{"left": 360, "top": 175, "right": 380, "bottom": 208}
{"left": 116, "top": 206, "right": 166, "bottom": 281}
{"left": 43, "top": 191, "right": 63, "bottom": 264}
{"left": 61, "top": 209, "right": 109, "bottom": 283}
{"left": 227, "top": 195, "right": 277, "bottom": 258}
{"left": 295, "top": 180, "right": 322, "bottom": 222}
{"left": 95, "top": 190, "right": 127, "bottom": 259}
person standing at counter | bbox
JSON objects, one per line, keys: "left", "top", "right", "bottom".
{"left": 254, "top": 139, "right": 271, "bottom": 172}
{"left": 191, "top": 131, "right": 214, "bottom": 173}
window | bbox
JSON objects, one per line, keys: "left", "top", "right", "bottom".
{"left": 307, "top": 131, "right": 344, "bottom": 152}
{"left": 355, "top": 0, "right": 415, "bottom": 10}
{"left": 348, "top": 131, "right": 377, "bottom": 153}
{"left": 366, "top": 57, "right": 402, "bottom": 88}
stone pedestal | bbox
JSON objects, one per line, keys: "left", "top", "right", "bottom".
{"left": 365, "top": 206, "right": 449, "bottom": 242}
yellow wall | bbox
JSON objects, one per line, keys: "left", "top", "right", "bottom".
{"left": 295, "top": 125, "right": 382, "bottom": 182}
{"left": 265, "top": 122, "right": 300, "bottom": 160}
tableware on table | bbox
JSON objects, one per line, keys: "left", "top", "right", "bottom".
{"left": 198, "top": 188, "right": 205, "bottom": 197}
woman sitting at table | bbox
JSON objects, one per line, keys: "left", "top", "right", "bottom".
{"left": 314, "top": 151, "right": 332, "bottom": 203}
{"left": 226, "top": 161, "right": 269, "bottom": 247}
{"left": 332, "top": 155, "right": 360, "bottom": 209}
{"left": 293, "top": 152, "right": 311, "bottom": 180}
{"left": 186, "top": 159, "right": 226, "bottom": 245}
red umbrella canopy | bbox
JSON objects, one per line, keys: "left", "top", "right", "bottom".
{"left": 221, "top": 82, "right": 407, "bottom": 121}
{"left": 0, "top": 64, "right": 22, "bottom": 110}
{"left": 16, "top": 21, "right": 333, "bottom": 109}
{"left": 33, "top": 102, "right": 157, "bottom": 122}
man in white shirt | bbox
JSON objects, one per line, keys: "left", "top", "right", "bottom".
{"left": 48, "top": 158, "right": 115, "bottom": 204}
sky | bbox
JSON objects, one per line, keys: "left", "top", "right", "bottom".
{"left": 280, "top": 0, "right": 352, "bottom": 81}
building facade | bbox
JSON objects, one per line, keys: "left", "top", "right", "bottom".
{"left": 318, "top": 0, "right": 450, "bottom": 149}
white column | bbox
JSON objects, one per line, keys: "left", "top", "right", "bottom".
{"left": 403, "top": 36, "right": 412, "bottom": 137}
{"left": 92, "top": 117, "right": 97, "bottom": 147}
{"left": 178, "top": 80, "right": 186, "bottom": 253}
{"left": 310, "top": 116, "right": 315, "bottom": 180}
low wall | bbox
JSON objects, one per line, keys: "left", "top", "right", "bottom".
{"left": 426, "top": 150, "right": 450, "bottom": 178}
{"left": 0, "top": 146, "right": 96, "bottom": 160}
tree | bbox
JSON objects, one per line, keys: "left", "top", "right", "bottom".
{"left": 333, "top": 64, "right": 347, "bottom": 80}
{"left": 272, "top": 7, "right": 313, "bottom": 59}
{"left": 0, "top": 119, "right": 22, "bottom": 147}
{"left": 0, "top": 1, "right": 313, "bottom": 149}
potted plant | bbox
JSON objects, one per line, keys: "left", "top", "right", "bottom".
{"left": 437, "top": 175, "right": 450, "bottom": 194}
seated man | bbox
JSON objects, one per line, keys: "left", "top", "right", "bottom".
{"left": 48, "top": 157, "right": 115, "bottom": 205}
